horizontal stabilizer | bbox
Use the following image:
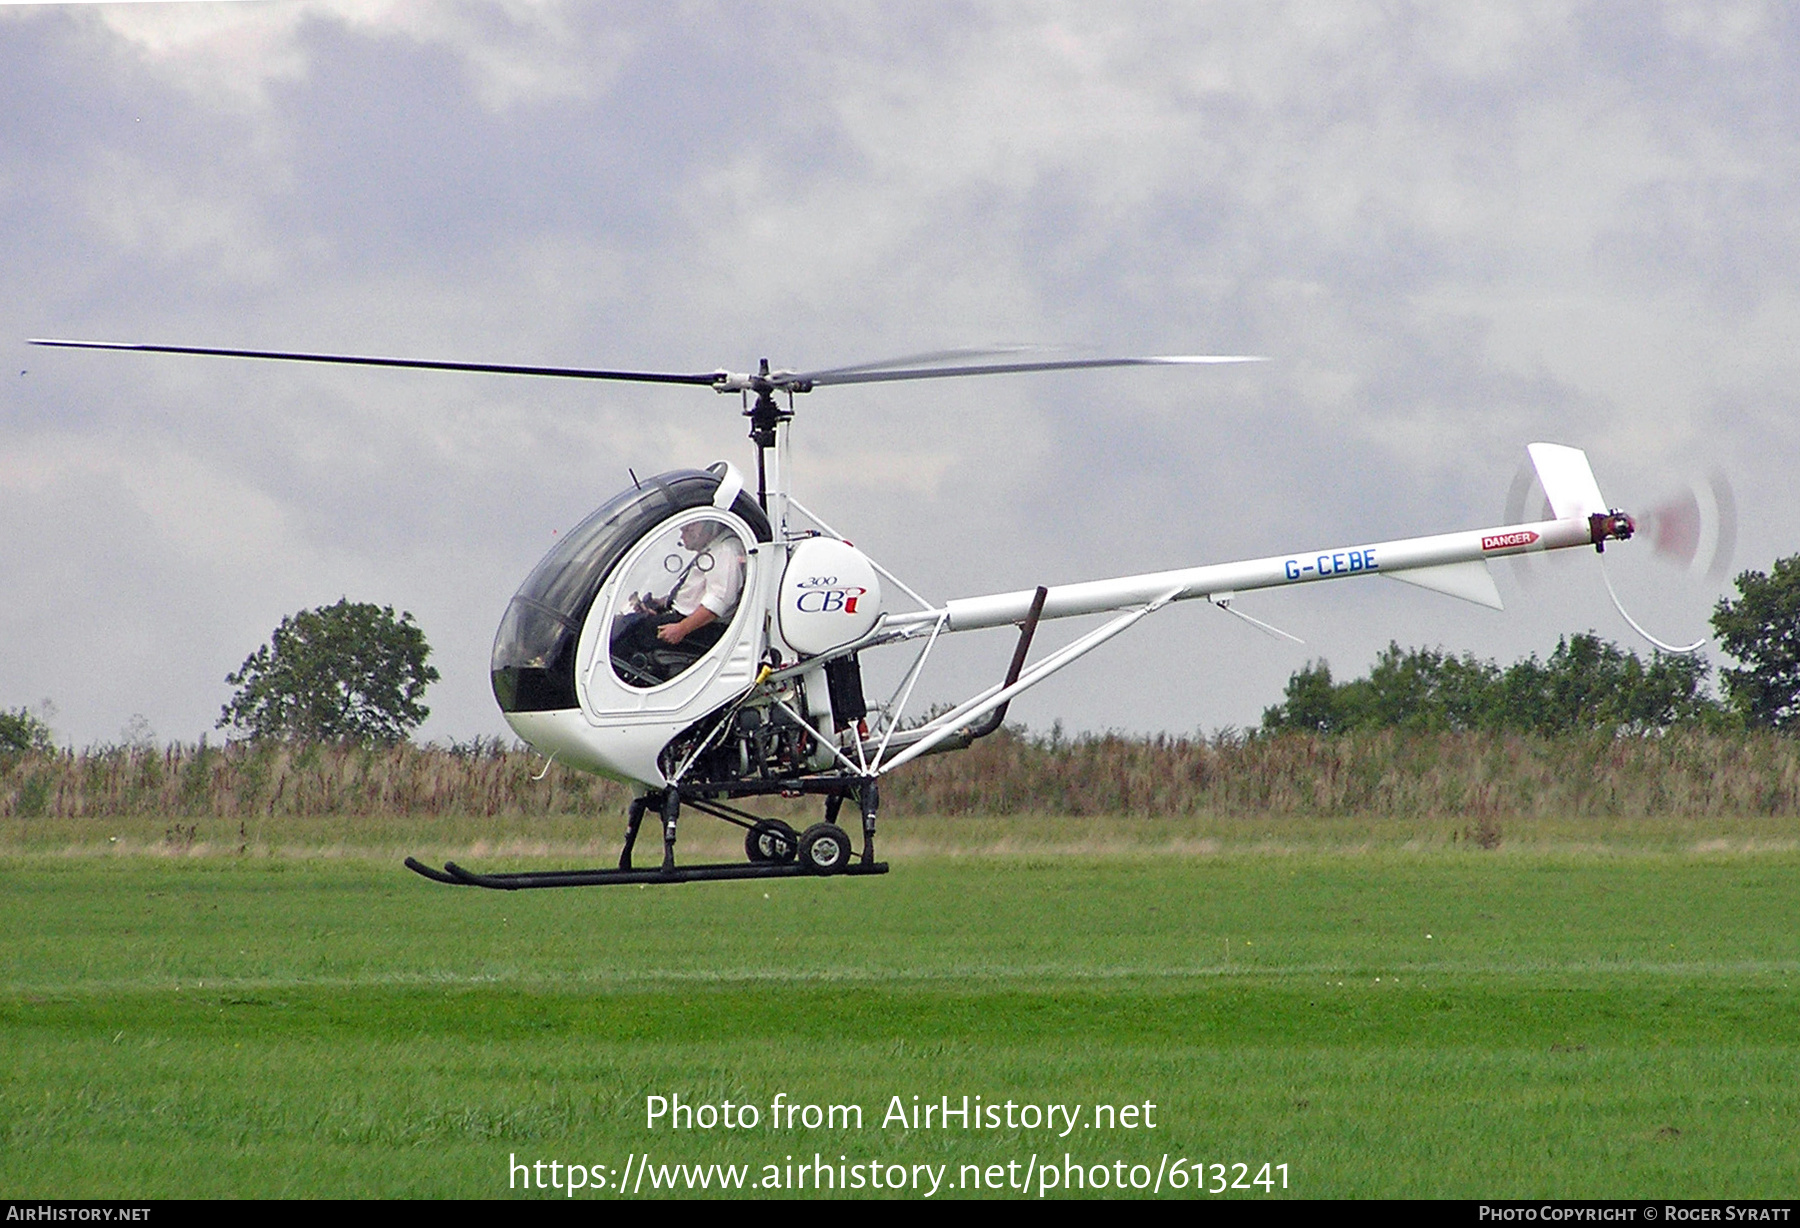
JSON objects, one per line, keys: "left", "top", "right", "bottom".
{"left": 1528, "top": 443, "right": 1608, "bottom": 521}
{"left": 1384, "top": 560, "right": 1504, "bottom": 610}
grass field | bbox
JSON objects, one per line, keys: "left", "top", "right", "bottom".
{"left": 2, "top": 816, "right": 1797, "bottom": 1199}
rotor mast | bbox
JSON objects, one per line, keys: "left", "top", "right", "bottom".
{"left": 736, "top": 357, "right": 804, "bottom": 535}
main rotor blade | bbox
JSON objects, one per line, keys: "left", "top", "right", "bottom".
{"left": 790, "top": 353, "right": 1264, "bottom": 387}
{"left": 27, "top": 339, "right": 724, "bottom": 386}
{"left": 794, "top": 346, "right": 1043, "bottom": 380}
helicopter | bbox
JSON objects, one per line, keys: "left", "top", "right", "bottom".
{"left": 29, "top": 337, "right": 1641, "bottom": 886}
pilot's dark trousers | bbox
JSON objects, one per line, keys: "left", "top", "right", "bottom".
{"left": 611, "top": 610, "right": 725, "bottom": 662}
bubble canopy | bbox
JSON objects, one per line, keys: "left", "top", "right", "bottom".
{"left": 491, "top": 469, "right": 772, "bottom": 713}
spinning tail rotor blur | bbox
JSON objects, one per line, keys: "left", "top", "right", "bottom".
{"left": 1638, "top": 472, "right": 1737, "bottom": 583}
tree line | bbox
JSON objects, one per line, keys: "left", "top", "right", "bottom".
{"left": 1261, "top": 635, "right": 1721, "bottom": 735}
{"left": 1264, "top": 554, "right": 1800, "bottom": 736}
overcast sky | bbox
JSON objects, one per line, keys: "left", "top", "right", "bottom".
{"left": 3, "top": 0, "right": 1795, "bottom": 750}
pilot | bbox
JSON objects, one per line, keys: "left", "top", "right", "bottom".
{"left": 612, "top": 519, "right": 746, "bottom": 671}
{"left": 656, "top": 518, "right": 746, "bottom": 648}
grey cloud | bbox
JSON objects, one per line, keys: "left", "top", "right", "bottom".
{"left": 2, "top": 1, "right": 1792, "bottom": 747}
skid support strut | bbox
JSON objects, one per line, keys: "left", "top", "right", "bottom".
{"left": 859, "top": 779, "right": 879, "bottom": 866}
{"left": 619, "top": 796, "right": 649, "bottom": 870}
{"left": 659, "top": 788, "right": 680, "bottom": 872}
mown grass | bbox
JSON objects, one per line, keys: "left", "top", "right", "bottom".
{"left": 3, "top": 847, "right": 1797, "bottom": 1198}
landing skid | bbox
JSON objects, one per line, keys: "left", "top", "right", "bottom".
{"left": 404, "top": 856, "right": 888, "bottom": 889}
{"left": 405, "top": 778, "right": 886, "bottom": 890}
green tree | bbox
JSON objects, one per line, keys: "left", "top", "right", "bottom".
{"left": 1345, "top": 643, "right": 1502, "bottom": 732}
{"left": 1262, "top": 660, "right": 1342, "bottom": 733}
{"left": 0, "top": 707, "right": 55, "bottom": 753}
{"left": 1262, "top": 635, "right": 1720, "bottom": 736}
{"left": 1517, "top": 633, "right": 1716, "bottom": 733}
{"left": 1712, "top": 554, "right": 1800, "bottom": 730}
{"left": 218, "top": 599, "right": 440, "bottom": 746}
{"left": 1264, "top": 644, "right": 1505, "bottom": 734}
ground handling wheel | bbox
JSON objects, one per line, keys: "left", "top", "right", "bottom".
{"left": 745, "top": 819, "right": 799, "bottom": 865}
{"left": 798, "top": 823, "right": 853, "bottom": 875}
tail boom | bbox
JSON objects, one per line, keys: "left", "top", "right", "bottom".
{"left": 912, "top": 513, "right": 1617, "bottom": 635}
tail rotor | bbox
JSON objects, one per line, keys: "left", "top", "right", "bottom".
{"left": 1504, "top": 461, "right": 1736, "bottom": 587}
{"left": 1639, "top": 471, "right": 1736, "bottom": 582}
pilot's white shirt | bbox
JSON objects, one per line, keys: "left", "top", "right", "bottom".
{"left": 672, "top": 531, "right": 746, "bottom": 620}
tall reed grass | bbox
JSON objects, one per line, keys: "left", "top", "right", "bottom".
{"left": 3, "top": 729, "right": 1798, "bottom": 821}
{"left": 0, "top": 739, "right": 625, "bottom": 822}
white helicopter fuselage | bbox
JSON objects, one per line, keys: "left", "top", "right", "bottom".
{"left": 501, "top": 444, "right": 1628, "bottom": 790}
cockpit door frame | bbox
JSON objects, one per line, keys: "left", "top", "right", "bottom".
{"left": 573, "top": 505, "right": 766, "bottom": 720}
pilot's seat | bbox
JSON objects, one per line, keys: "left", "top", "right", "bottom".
{"left": 609, "top": 620, "right": 726, "bottom": 687}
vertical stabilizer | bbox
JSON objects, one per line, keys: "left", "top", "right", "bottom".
{"left": 1528, "top": 443, "right": 1608, "bottom": 521}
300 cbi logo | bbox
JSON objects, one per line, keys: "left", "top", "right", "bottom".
{"left": 792, "top": 576, "right": 868, "bottom": 615}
